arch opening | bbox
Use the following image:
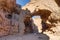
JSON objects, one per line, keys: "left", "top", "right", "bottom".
{"left": 24, "top": 15, "right": 42, "bottom": 33}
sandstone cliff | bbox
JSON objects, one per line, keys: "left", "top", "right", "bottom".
{"left": 0, "top": 0, "right": 21, "bottom": 36}
{"left": 0, "top": 0, "right": 60, "bottom": 40}
{"left": 23, "top": 0, "right": 60, "bottom": 32}
{"left": 23, "top": 0, "right": 60, "bottom": 20}
{"left": 23, "top": 0, "right": 60, "bottom": 40}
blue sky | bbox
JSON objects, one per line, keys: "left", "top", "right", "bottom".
{"left": 16, "top": 0, "right": 30, "bottom": 6}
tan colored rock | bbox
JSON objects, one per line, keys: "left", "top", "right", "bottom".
{"left": 23, "top": 0, "right": 60, "bottom": 40}
{"left": 23, "top": 0, "right": 60, "bottom": 20}
{"left": 22, "top": 0, "right": 60, "bottom": 33}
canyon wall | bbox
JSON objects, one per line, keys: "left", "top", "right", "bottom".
{"left": 0, "top": 0, "right": 60, "bottom": 40}
{"left": 23, "top": 0, "right": 60, "bottom": 33}
{"left": 0, "top": 0, "right": 22, "bottom": 36}
{"left": 23, "top": 0, "right": 60, "bottom": 40}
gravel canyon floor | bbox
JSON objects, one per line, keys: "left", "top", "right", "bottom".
{"left": 0, "top": 33, "right": 60, "bottom": 40}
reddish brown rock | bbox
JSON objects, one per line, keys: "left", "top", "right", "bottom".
{"left": 0, "top": 0, "right": 20, "bottom": 36}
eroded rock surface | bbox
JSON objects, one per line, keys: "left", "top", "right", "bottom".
{"left": 23, "top": 0, "right": 60, "bottom": 40}
{"left": 0, "top": 0, "right": 21, "bottom": 36}
{"left": 0, "top": 0, "right": 60, "bottom": 40}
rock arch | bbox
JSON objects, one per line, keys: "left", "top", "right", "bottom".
{"left": 23, "top": 8, "right": 56, "bottom": 33}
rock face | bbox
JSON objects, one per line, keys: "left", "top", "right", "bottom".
{"left": 23, "top": 0, "right": 60, "bottom": 32}
{"left": 0, "top": 0, "right": 31, "bottom": 36}
{"left": 0, "top": 10, "right": 10, "bottom": 36}
{"left": 0, "top": 1, "right": 60, "bottom": 40}
{"left": 23, "top": 0, "right": 60, "bottom": 20}
{"left": 0, "top": 0, "right": 16, "bottom": 13}
{"left": 0, "top": 0, "right": 21, "bottom": 36}
{"left": 23, "top": 0, "right": 60, "bottom": 40}
{"left": 18, "top": 9, "right": 31, "bottom": 35}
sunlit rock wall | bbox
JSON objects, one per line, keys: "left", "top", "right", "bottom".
{"left": 23, "top": 0, "right": 60, "bottom": 40}
{"left": 23, "top": 0, "right": 60, "bottom": 32}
